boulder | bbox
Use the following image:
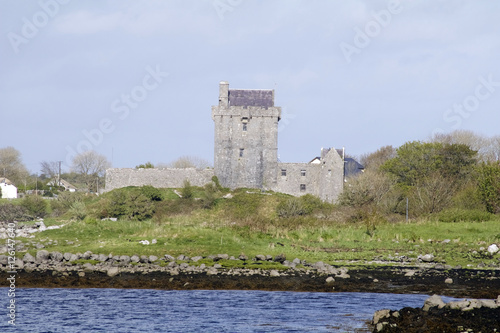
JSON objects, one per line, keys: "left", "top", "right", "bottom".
{"left": 445, "top": 278, "right": 453, "bottom": 284}
{"left": 148, "top": 255, "right": 158, "bottom": 263}
{"left": 107, "top": 267, "right": 119, "bottom": 277}
{"left": 372, "top": 309, "right": 390, "bottom": 325}
{"left": 216, "top": 254, "right": 229, "bottom": 261}
{"left": 238, "top": 254, "right": 248, "bottom": 261}
{"left": 191, "top": 256, "right": 203, "bottom": 262}
{"left": 98, "top": 254, "right": 108, "bottom": 262}
{"left": 326, "top": 277, "right": 335, "bottom": 284}
{"left": 50, "top": 252, "right": 63, "bottom": 262}
{"left": 422, "top": 295, "right": 446, "bottom": 311}
{"left": 270, "top": 270, "right": 280, "bottom": 277}
{"left": 23, "top": 253, "right": 36, "bottom": 263}
{"left": 420, "top": 254, "right": 435, "bottom": 262}
{"left": 254, "top": 255, "right": 266, "bottom": 261}
{"left": 36, "top": 250, "right": 50, "bottom": 263}
{"left": 130, "top": 255, "right": 140, "bottom": 263}
{"left": 273, "top": 254, "right": 286, "bottom": 263}
{"left": 488, "top": 244, "right": 499, "bottom": 255}
{"left": 119, "top": 255, "right": 131, "bottom": 264}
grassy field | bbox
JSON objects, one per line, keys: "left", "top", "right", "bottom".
{"left": 12, "top": 187, "right": 500, "bottom": 268}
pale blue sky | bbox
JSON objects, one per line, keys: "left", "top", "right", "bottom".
{"left": 1, "top": 0, "right": 499, "bottom": 173}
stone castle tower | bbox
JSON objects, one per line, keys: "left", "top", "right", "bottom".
{"left": 212, "top": 81, "right": 281, "bottom": 189}
{"left": 106, "top": 81, "right": 346, "bottom": 203}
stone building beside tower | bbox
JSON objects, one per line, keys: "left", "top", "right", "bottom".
{"left": 105, "top": 81, "right": 346, "bottom": 202}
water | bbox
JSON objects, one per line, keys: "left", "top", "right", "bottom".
{"left": 0, "top": 288, "right": 459, "bottom": 332}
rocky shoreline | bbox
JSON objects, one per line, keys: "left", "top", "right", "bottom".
{"left": 1, "top": 250, "right": 500, "bottom": 298}
{"left": 372, "top": 294, "right": 500, "bottom": 332}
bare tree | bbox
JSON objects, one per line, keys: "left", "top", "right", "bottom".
{"left": 432, "top": 130, "right": 500, "bottom": 162}
{"left": 0, "top": 146, "right": 29, "bottom": 186}
{"left": 359, "top": 145, "right": 396, "bottom": 170}
{"left": 71, "top": 151, "right": 111, "bottom": 192}
{"left": 159, "top": 155, "right": 212, "bottom": 169}
{"left": 40, "top": 161, "right": 60, "bottom": 184}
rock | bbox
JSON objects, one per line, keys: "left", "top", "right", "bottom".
{"left": 238, "top": 254, "right": 248, "bottom": 261}
{"left": 50, "top": 252, "right": 63, "bottom": 262}
{"left": 488, "top": 244, "right": 499, "bottom": 254}
{"left": 373, "top": 309, "right": 390, "bottom": 325}
{"left": 98, "top": 254, "right": 108, "bottom": 262}
{"left": 151, "top": 239, "right": 157, "bottom": 244}
{"left": 265, "top": 255, "right": 273, "bottom": 261}
{"left": 139, "top": 240, "right": 150, "bottom": 245}
{"left": 82, "top": 263, "right": 94, "bottom": 272}
{"left": 36, "top": 250, "right": 50, "bottom": 263}
{"left": 78, "top": 271, "right": 85, "bottom": 277}
{"left": 83, "top": 251, "right": 93, "bottom": 259}
{"left": 270, "top": 270, "right": 280, "bottom": 277}
{"left": 273, "top": 254, "right": 286, "bottom": 263}
{"left": 206, "top": 267, "right": 218, "bottom": 275}
{"left": 255, "top": 255, "right": 266, "bottom": 261}
{"left": 140, "top": 255, "right": 149, "bottom": 263}
{"left": 119, "top": 255, "right": 131, "bottom": 264}
{"left": 177, "top": 254, "right": 188, "bottom": 261}
{"left": 149, "top": 255, "right": 158, "bottom": 262}
{"left": 164, "top": 254, "right": 175, "bottom": 262}
{"left": 326, "top": 277, "right": 335, "bottom": 284}
{"left": 292, "top": 258, "right": 301, "bottom": 265}
{"left": 442, "top": 239, "right": 451, "bottom": 244}
{"left": 479, "top": 299, "right": 497, "bottom": 309}
{"left": 23, "top": 253, "right": 36, "bottom": 263}
{"left": 69, "top": 254, "right": 78, "bottom": 262}
{"left": 404, "top": 270, "right": 416, "bottom": 277}
{"left": 421, "top": 254, "right": 435, "bottom": 262}
{"left": 191, "top": 256, "right": 203, "bottom": 262}
{"left": 130, "top": 255, "right": 140, "bottom": 263}
{"left": 14, "top": 258, "right": 24, "bottom": 270}
{"left": 446, "top": 300, "right": 470, "bottom": 310}
{"left": 214, "top": 264, "right": 222, "bottom": 269}
{"left": 313, "top": 261, "right": 325, "bottom": 270}
{"left": 107, "top": 266, "right": 120, "bottom": 277}
{"left": 423, "top": 295, "right": 446, "bottom": 311}
{"left": 223, "top": 193, "right": 233, "bottom": 199}
{"left": 444, "top": 277, "right": 453, "bottom": 284}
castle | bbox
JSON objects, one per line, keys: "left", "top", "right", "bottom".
{"left": 105, "top": 81, "right": 345, "bottom": 202}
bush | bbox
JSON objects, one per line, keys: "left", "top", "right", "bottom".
{"left": 69, "top": 201, "right": 87, "bottom": 220}
{"left": 437, "top": 208, "right": 493, "bottom": 223}
{"left": 21, "top": 195, "right": 47, "bottom": 218}
{"left": 98, "top": 187, "right": 155, "bottom": 220}
{"left": 0, "top": 203, "right": 33, "bottom": 222}
{"left": 140, "top": 185, "right": 163, "bottom": 201}
{"left": 180, "top": 180, "right": 194, "bottom": 199}
{"left": 276, "top": 197, "right": 307, "bottom": 218}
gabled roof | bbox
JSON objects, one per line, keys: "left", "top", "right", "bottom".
{"left": 344, "top": 158, "right": 365, "bottom": 177}
{"left": 0, "top": 177, "right": 13, "bottom": 185}
{"left": 228, "top": 89, "right": 274, "bottom": 108}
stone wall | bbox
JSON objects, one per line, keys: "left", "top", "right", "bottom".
{"left": 105, "top": 168, "right": 214, "bottom": 191}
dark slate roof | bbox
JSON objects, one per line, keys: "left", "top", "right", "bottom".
{"left": 228, "top": 89, "right": 274, "bottom": 108}
{"left": 344, "top": 158, "right": 365, "bottom": 177}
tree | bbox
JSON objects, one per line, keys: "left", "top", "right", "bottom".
{"left": 71, "top": 151, "right": 111, "bottom": 192}
{"left": 476, "top": 162, "right": 500, "bottom": 214}
{"left": 135, "top": 161, "right": 154, "bottom": 169}
{"left": 161, "top": 156, "right": 211, "bottom": 169}
{"left": 360, "top": 145, "right": 396, "bottom": 170}
{"left": 40, "top": 161, "right": 60, "bottom": 185}
{"left": 0, "top": 146, "right": 29, "bottom": 186}
{"left": 381, "top": 141, "right": 477, "bottom": 215}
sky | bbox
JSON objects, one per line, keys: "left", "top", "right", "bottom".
{"left": 1, "top": 0, "right": 500, "bottom": 174}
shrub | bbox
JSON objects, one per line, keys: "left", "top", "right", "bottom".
{"left": 437, "top": 208, "right": 493, "bottom": 223}
{"left": 140, "top": 185, "right": 163, "bottom": 201}
{"left": 0, "top": 203, "right": 33, "bottom": 222}
{"left": 21, "top": 195, "right": 47, "bottom": 218}
{"left": 276, "top": 197, "right": 306, "bottom": 218}
{"left": 69, "top": 201, "right": 87, "bottom": 220}
{"left": 180, "top": 180, "right": 193, "bottom": 199}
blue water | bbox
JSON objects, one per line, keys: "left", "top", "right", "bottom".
{"left": 0, "top": 288, "right": 459, "bottom": 332}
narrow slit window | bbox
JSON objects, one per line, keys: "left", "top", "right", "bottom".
{"left": 301, "top": 170, "right": 306, "bottom": 177}
{"left": 239, "top": 148, "right": 244, "bottom": 157}
{"left": 300, "top": 184, "right": 306, "bottom": 192}
{"left": 242, "top": 123, "right": 247, "bottom": 131}
{"left": 281, "top": 169, "right": 287, "bottom": 177}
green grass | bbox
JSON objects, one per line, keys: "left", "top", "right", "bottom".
{"left": 21, "top": 214, "right": 500, "bottom": 268}
{"left": 9, "top": 188, "right": 500, "bottom": 268}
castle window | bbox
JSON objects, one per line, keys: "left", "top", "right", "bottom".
{"left": 242, "top": 123, "right": 247, "bottom": 131}
{"left": 281, "top": 169, "right": 287, "bottom": 177}
{"left": 239, "top": 148, "right": 244, "bottom": 157}
{"left": 300, "top": 170, "right": 306, "bottom": 177}
{"left": 300, "top": 184, "right": 306, "bottom": 192}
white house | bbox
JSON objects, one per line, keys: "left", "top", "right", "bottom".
{"left": 0, "top": 178, "right": 17, "bottom": 199}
